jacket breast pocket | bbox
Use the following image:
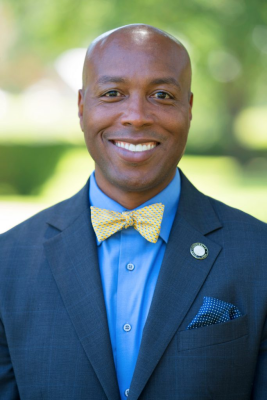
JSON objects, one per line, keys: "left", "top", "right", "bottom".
{"left": 177, "top": 314, "right": 248, "bottom": 351}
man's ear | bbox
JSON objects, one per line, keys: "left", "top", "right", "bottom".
{"left": 189, "top": 92, "right": 193, "bottom": 121}
{"left": 78, "top": 89, "right": 84, "bottom": 131}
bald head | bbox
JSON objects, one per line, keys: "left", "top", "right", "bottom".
{"left": 82, "top": 24, "right": 192, "bottom": 95}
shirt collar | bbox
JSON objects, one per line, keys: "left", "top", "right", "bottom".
{"left": 89, "top": 169, "right": 181, "bottom": 244}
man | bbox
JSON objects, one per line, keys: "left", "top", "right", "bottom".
{"left": 0, "top": 24, "right": 266, "bottom": 400}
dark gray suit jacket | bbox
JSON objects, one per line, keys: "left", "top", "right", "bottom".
{"left": 0, "top": 172, "right": 267, "bottom": 399}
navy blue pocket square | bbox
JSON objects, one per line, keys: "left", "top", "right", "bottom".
{"left": 187, "top": 296, "right": 242, "bottom": 330}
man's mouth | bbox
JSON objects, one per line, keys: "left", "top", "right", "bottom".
{"left": 114, "top": 141, "right": 157, "bottom": 152}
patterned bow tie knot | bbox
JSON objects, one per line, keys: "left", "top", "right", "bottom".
{"left": 91, "top": 203, "right": 165, "bottom": 243}
{"left": 122, "top": 211, "right": 134, "bottom": 229}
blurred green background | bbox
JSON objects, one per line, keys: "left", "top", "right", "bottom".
{"left": 0, "top": 0, "right": 266, "bottom": 232}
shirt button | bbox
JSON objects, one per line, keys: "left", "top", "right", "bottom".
{"left": 126, "top": 263, "right": 135, "bottom": 271}
{"left": 123, "top": 323, "right": 132, "bottom": 332}
{"left": 125, "top": 388, "right": 129, "bottom": 397}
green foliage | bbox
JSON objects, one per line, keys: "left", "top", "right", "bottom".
{"left": 0, "top": 144, "right": 74, "bottom": 195}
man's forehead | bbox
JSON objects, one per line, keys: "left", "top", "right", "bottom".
{"left": 82, "top": 24, "right": 191, "bottom": 89}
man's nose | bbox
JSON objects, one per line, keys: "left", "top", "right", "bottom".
{"left": 120, "top": 95, "right": 154, "bottom": 128}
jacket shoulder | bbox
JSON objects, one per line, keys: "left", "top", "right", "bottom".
{"left": 208, "top": 195, "right": 267, "bottom": 234}
{"left": 0, "top": 181, "right": 89, "bottom": 245}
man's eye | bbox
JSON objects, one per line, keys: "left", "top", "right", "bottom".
{"left": 152, "top": 91, "right": 172, "bottom": 99}
{"left": 103, "top": 90, "right": 122, "bottom": 97}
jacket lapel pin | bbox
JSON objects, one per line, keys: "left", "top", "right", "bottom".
{"left": 190, "top": 243, "right": 208, "bottom": 260}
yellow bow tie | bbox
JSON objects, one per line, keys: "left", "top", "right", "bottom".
{"left": 91, "top": 203, "right": 165, "bottom": 243}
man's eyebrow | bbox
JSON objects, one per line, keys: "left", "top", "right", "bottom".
{"left": 150, "top": 78, "right": 181, "bottom": 90}
{"left": 96, "top": 75, "right": 126, "bottom": 85}
{"left": 96, "top": 76, "right": 181, "bottom": 90}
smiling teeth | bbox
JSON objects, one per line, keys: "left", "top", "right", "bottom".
{"left": 115, "top": 141, "right": 157, "bottom": 152}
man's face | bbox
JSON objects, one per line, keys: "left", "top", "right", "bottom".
{"left": 78, "top": 29, "right": 193, "bottom": 201}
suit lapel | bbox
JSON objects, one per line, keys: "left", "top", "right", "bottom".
{"left": 44, "top": 184, "right": 120, "bottom": 400}
{"left": 129, "top": 172, "right": 223, "bottom": 400}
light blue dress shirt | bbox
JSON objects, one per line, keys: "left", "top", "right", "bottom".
{"left": 89, "top": 169, "right": 181, "bottom": 399}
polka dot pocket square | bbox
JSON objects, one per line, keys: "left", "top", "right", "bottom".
{"left": 186, "top": 296, "right": 242, "bottom": 330}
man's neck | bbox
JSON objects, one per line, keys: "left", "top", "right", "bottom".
{"left": 94, "top": 171, "right": 176, "bottom": 210}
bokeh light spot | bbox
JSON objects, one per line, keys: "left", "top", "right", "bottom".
{"left": 208, "top": 50, "right": 242, "bottom": 82}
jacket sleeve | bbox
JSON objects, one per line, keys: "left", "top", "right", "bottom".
{"left": 0, "top": 317, "right": 20, "bottom": 399}
{"left": 252, "top": 317, "right": 267, "bottom": 399}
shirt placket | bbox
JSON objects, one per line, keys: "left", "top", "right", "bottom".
{"left": 116, "top": 226, "right": 140, "bottom": 399}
